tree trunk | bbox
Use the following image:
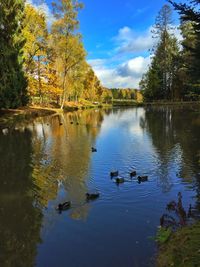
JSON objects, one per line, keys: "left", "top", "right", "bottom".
{"left": 37, "top": 55, "right": 42, "bottom": 104}
{"left": 61, "top": 71, "right": 67, "bottom": 109}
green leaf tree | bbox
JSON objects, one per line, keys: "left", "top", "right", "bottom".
{"left": 0, "top": 0, "right": 28, "bottom": 108}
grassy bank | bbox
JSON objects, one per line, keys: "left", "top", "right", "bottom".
{"left": 63, "top": 100, "right": 112, "bottom": 111}
{"left": 112, "top": 99, "right": 142, "bottom": 106}
{"left": 157, "top": 222, "right": 200, "bottom": 267}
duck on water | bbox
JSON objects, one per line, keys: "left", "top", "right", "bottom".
{"left": 56, "top": 201, "right": 71, "bottom": 213}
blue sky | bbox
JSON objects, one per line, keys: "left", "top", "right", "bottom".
{"left": 29, "top": 0, "right": 180, "bottom": 88}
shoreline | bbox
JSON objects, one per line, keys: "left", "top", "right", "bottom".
{"left": 0, "top": 104, "right": 111, "bottom": 130}
{"left": 0, "top": 106, "right": 59, "bottom": 130}
{"left": 1, "top": 101, "right": 199, "bottom": 130}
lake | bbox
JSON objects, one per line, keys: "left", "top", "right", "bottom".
{"left": 0, "top": 106, "right": 200, "bottom": 267}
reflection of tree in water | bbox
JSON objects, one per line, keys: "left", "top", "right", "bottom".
{"left": 0, "top": 129, "right": 42, "bottom": 267}
{"left": 51, "top": 109, "right": 105, "bottom": 220}
{"left": 140, "top": 105, "right": 200, "bottom": 193}
{"left": 28, "top": 109, "right": 106, "bottom": 220}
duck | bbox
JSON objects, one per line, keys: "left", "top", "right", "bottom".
{"left": 91, "top": 147, "right": 97, "bottom": 152}
{"left": 57, "top": 201, "right": 71, "bottom": 211}
{"left": 70, "top": 121, "right": 73, "bottom": 124}
{"left": 110, "top": 171, "right": 119, "bottom": 177}
{"left": 86, "top": 192, "right": 100, "bottom": 200}
{"left": 115, "top": 177, "right": 125, "bottom": 184}
{"left": 130, "top": 170, "right": 137, "bottom": 177}
{"left": 59, "top": 122, "right": 63, "bottom": 126}
{"left": 137, "top": 175, "right": 148, "bottom": 184}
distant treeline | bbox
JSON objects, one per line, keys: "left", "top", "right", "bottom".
{"left": 108, "top": 88, "right": 143, "bottom": 103}
{"left": 110, "top": 88, "right": 135, "bottom": 99}
{"left": 140, "top": 1, "right": 200, "bottom": 102}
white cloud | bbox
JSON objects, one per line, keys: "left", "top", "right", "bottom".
{"left": 88, "top": 23, "right": 184, "bottom": 88}
{"left": 87, "top": 59, "right": 106, "bottom": 68}
{"left": 115, "top": 26, "right": 154, "bottom": 54}
{"left": 118, "top": 56, "right": 151, "bottom": 78}
{"left": 88, "top": 56, "right": 151, "bottom": 88}
{"left": 26, "top": 0, "right": 55, "bottom": 27}
{"left": 114, "top": 25, "right": 183, "bottom": 54}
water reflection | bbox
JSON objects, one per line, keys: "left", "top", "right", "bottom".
{"left": 140, "top": 105, "right": 200, "bottom": 194}
{"left": 30, "top": 109, "right": 106, "bottom": 220}
{"left": 1, "top": 106, "right": 200, "bottom": 267}
{"left": 0, "top": 129, "right": 42, "bottom": 267}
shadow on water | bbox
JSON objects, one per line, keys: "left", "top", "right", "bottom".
{"left": 0, "top": 129, "right": 42, "bottom": 267}
{"left": 140, "top": 105, "right": 200, "bottom": 204}
{"left": 0, "top": 109, "right": 106, "bottom": 266}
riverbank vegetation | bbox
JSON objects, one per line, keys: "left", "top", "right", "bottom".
{"left": 157, "top": 221, "right": 200, "bottom": 267}
{"left": 155, "top": 190, "right": 200, "bottom": 266}
{"left": 140, "top": 1, "right": 200, "bottom": 103}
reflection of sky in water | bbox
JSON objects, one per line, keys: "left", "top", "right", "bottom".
{"left": 1, "top": 107, "right": 200, "bottom": 267}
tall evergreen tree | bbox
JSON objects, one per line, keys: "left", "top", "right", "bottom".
{"left": 140, "top": 5, "right": 180, "bottom": 101}
{"left": 0, "top": 0, "right": 28, "bottom": 108}
{"left": 169, "top": 0, "right": 200, "bottom": 100}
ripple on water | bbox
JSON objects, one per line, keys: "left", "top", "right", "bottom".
{"left": 1, "top": 107, "right": 199, "bottom": 267}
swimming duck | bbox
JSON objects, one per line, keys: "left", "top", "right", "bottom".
{"left": 91, "top": 147, "right": 97, "bottom": 152}
{"left": 57, "top": 201, "right": 71, "bottom": 211}
{"left": 137, "top": 176, "right": 148, "bottom": 184}
{"left": 130, "top": 171, "right": 137, "bottom": 177}
{"left": 115, "top": 177, "right": 125, "bottom": 184}
{"left": 70, "top": 121, "right": 73, "bottom": 124}
{"left": 110, "top": 171, "right": 119, "bottom": 177}
{"left": 86, "top": 192, "right": 100, "bottom": 200}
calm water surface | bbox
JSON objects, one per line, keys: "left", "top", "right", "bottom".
{"left": 0, "top": 106, "right": 200, "bottom": 267}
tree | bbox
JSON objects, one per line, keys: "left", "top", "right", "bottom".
{"left": 50, "top": 0, "right": 86, "bottom": 109}
{"left": 22, "top": 4, "right": 48, "bottom": 103}
{"left": 0, "top": 0, "right": 28, "bottom": 108}
{"left": 141, "top": 4, "right": 180, "bottom": 101}
{"left": 169, "top": 0, "right": 200, "bottom": 100}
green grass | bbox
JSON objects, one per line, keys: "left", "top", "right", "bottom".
{"left": 112, "top": 99, "right": 139, "bottom": 106}
{"left": 63, "top": 100, "right": 112, "bottom": 110}
{"left": 157, "top": 222, "right": 200, "bottom": 267}
{"left": 155, "top": 227, "right": 172, "bottom": 244}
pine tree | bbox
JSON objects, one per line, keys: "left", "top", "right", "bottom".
{"left": 169, "top": 0, "right": 200, "bottom": 100}
{"left": 141, "top": 5, "right": 180, "bottom": 101}
{"left": 0, "top": 0, "right": 28, "bottom": 108}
